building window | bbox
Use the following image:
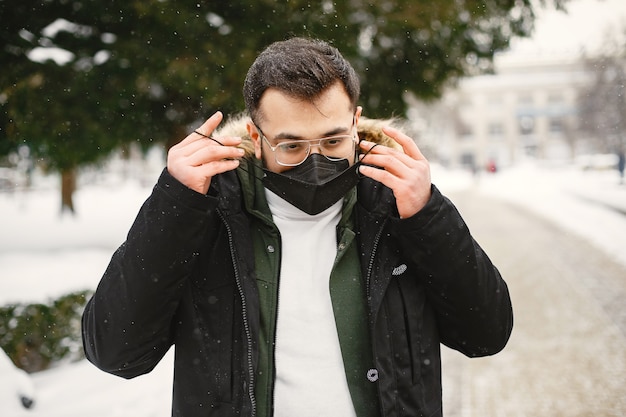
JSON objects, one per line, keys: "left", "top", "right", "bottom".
{"left": 460, "top": 153, "right": 476, "bottom": 170}
{"left": 519, "top": 116, "right": 535, "bottom": 135}
{"left": 547, "top": 93, "right": 564, "bottom": 105}
{"left": 456, "top": 119, "right": 473, "bottom": 140}
{"left": 549, "top": 118, "right": 564, "bottom": 134}
{"left": 517, "top": 94, "right": 533, "bottom": 107}
{"left": 488, "top": 122, "right": 504, "bottom": 140}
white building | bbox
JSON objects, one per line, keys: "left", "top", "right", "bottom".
{"left": 413, "top": 55, "right": 593, "bottom": 171}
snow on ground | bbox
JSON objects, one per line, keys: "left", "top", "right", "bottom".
{"left": 433, "top": 161, "right": 626, "bottom": 268}
{"left": 22, "top": 351, "right": 174, "bottom": 417}
{"left": 1, "top": 158, "right": 625, "bottom": 416}
{"left": 0, "top": 180, "right": 152, "bottom": 305}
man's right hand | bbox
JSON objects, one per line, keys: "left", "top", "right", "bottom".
{"left": 167, "top": 111, "right": 244, "bottom": 194}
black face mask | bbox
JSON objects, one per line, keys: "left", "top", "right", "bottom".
{"left": 262, "top": 153, "right": 361, "bottom": 215}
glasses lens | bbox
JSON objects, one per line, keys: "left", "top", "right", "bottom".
{"left": 275, "top": 142, "right": 309, "bottom": 165}
{"left": 275, "top": 136, "right": 354, "bottom": 166}
{"left": 320, "top": 136, "right": 353, "bottom": 159}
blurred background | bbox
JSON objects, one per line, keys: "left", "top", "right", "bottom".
{"left": 1, "top": 0, "right": 625, "bottom": 416}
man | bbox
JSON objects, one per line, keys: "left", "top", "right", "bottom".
{"left": 82, "top": 37, "right": 513, "bottom": 417}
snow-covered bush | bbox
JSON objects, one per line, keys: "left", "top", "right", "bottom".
{"left": 0, "top": 290, "right": 92, "bottom": 372}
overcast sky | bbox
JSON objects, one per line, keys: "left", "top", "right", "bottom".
{"left": 505, "top": 0, "right": 626, "bottom": 58}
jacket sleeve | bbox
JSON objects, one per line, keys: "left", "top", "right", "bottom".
{"left": 81, "top": 168, "right": 219, "bottom": 378}
{"left": 394, "top": 185, "right": 513, "bottom": 357}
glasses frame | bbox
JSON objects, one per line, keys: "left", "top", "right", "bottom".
{"left": 256, "top": 117, "right": 358, "bottom": 167}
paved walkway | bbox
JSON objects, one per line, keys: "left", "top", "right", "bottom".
{"left": 441, "top": 190, "right": 626, "bottom": 417}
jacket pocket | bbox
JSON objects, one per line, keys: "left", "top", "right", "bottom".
{"left": 189, "top": 280, "right": 239, "bottom": 403}
{"left": 394, "top": 271, "right": 429, "bottom": 386}
{"left": 188, "top": 227, "right": 239, "bottom": 404}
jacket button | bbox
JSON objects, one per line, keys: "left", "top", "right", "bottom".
{"left": 267, "top": 245, "right": 275, "bottom": 253}
{"left": 366, "top": 368, "right": 379, "bottom": 382}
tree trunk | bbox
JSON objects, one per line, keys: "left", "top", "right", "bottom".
{"left": 60, "top": 168, "right": 77, "bottom": 214}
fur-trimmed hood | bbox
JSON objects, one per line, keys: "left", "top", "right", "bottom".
{"left": 214, "top": 113, "right": 405, "bottom": 159}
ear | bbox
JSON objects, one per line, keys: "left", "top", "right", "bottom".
{"left": 354, "top": 106, "right": 362, "bottom": 142}
{"left": 246, "top": 120, "right": 263, "bottom": 160}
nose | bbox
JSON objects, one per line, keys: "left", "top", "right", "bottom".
{"left": 309, "top": 142, "right": 323, "bottom": 155}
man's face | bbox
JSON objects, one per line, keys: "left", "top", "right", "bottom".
{"left": 247, "top": 82, "right": 361, "bottom": 173}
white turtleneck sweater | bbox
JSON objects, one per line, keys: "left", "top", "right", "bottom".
{"left": 265, "top": 189, "right": 357, "bottom": 417}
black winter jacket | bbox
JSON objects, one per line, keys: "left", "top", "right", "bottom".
{"left": 82, "top": 162, "right": 513, "bottom": 417}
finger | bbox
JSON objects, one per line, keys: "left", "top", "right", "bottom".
{"left": 358, "top": 164, "right": 400, "bottom": 188}
{"left": 175, "top": 159, "right": 241, "bottom": 194}
{"left": 195, "top": 111, "right": 224, "bottom": 138}
{"left": 177, "top": 111, "right": 224, "bottom": 147}
{"left": 208, "top": 135, "right": 243, "bottom": 147}
{"left": 176, "top": 135, "right": 242, "bottom": 158}
{"left": 195, "top": 130, "right": 225, "bottom": 146}
{"left": 358, "top": 140, "right": 430, "bottom": 187}
{"left": 359, "top": 140, "right": 418, "bottom": 171}
{"left": 186, "top": 144, "right": 244, "bottom": 166}
{"left": 381, "top": 126, "right": 426, "bottom": 161}
{"left": 195, "top": 158, "right": 241, "bottom": 177}
{"left": 361, "top": 153, "right": 416, "bottom": 178}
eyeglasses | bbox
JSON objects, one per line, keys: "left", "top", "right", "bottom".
{"left": 256, "top": 120, "right": 357, "bottom": 167}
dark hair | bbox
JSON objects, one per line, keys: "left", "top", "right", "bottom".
{"left": 243, "top": 37, "right": 360, "bottom": 123}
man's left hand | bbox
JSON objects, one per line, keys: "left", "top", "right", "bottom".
{"left": 358, "top": 126, "right": 432, "bottom": 219}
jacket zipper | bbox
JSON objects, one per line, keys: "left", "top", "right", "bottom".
{"left": 218, "top": 210, "right": 257, "bottom": 417}
{"left": 365, "top": 218, "right": 388, "bottom": 301}
{"left": 365, "top": 217, "right": 388, "bottom": 417}
{"left": 269, "top": 232, "right": 282, "bottom": 416}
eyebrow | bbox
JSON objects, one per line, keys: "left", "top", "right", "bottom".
{"left": 271, "top": 126, "right": 351, "bottom": 141}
